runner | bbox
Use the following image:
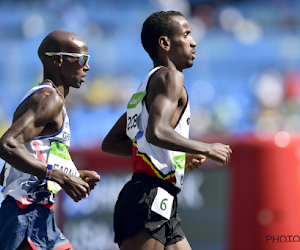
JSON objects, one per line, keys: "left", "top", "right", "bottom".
{"left": 0, "top": 30, "right": 100, "bottom": 250}
{"left": 102, "top": 11, "right": 232, "bottom": 250}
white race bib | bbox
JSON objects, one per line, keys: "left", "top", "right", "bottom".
{"left": 126, "top": 91, "right": 146, "bottom": 140}
{"left": 151, "top": 187, "right": 174, "bottom": 220}
{"left": 47, "top": 141, "right": 80, "bottom": 194}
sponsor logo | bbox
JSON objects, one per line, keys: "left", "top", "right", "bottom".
{"left": 187, "top": 118, "right": 190, "bottom": 125}
{"left": 63, "top": 132, "right": 70, "bottom": 140}
{"left": 57, "top": 147, "right": 68, "bottom": 156}
{"left": 176, "top": 159, "right": 185, "bottom": 167}
{"left": 129, "top": 95, "right": 143, "bottom": 106}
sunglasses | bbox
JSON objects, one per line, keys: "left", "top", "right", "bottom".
{"left": 45, "top": 52, "right": 90, "bottom": 66}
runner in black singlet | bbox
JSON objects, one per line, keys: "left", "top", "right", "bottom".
{"left": 102, "top": 11, "right": 232, "bottom": 250}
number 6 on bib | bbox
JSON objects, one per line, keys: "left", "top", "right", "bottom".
{"left": 151, "top": 187, "right": 174, "bottom": 220}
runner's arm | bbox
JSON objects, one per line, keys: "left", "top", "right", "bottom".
{"left": 0, "top": 89, "right": 90, "bottom": 201}
{"left": 146, "top": 69, "right": 231, "bottom": 165}
{"left": 0, "top": 89, "right": 64, "bottom": 179}
{"left": 102, "top": 112, "right": 132, "bottom": 157}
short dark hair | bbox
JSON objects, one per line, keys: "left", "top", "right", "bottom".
{"left": 141, "top": 10, "right": 184, "bottom": 59}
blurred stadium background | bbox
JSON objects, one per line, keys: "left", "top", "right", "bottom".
{"left": 1, "top": 0, "right": 300, "bottom": 249}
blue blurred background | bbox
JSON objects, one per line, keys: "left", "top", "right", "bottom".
{"left": 1, "top": 0, "right": 300, "bottom": 249}
{"left": 1, "top": 0, "right": 300, "bottom": 149}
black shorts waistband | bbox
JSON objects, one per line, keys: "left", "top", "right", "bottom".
{"left": 132, "top": 172, "right": 180, "bottom": 196}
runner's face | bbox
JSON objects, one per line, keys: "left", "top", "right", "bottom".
{"left": 168, "top": 16, "right": 197, "bottom": 71}
{"left": 60, "top": 39, "right": 90, "bottom": 89}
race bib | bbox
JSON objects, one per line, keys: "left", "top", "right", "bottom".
{"left": 151, "top": 187, "right": 174, "bottom": 220}
{"left": 47, "top": 141, "right": 80, "bottom": 194}
{"left": 173, "top": 154, "right": 186, "bottom": 189}
{"left": 126, "top": 91, "right": 146, "bottom": 140}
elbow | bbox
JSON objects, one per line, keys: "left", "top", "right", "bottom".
{"left": 0, "top": 137, "right": 11, "bottom": 160}
{"left": 101, "top": 135, "right": 116, "bottom": 153}
{"left": 101, "top": 138, "right": 109, "bottom": 153}
{"left": 0, "top": 137, "right": 7, "bottom": 156}
{"left": 146, "top": 128, "right": 162, "bottom": 146}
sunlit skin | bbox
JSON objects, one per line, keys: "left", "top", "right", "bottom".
{"left": 40, "top": 31, "right": 90, "bottom": 93}
{"left": 165, "top": 16, "right": 197, "bottom": 71}
{"left": 102, "top": 13, "right": 232, "bottom": 250}
{"left": 0, "top": 30, "right": 99, "bottom": 250}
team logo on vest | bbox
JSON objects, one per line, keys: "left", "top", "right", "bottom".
{"left": 63, "top": 132, "right": 70, "bottom": 140}
{"left": 187, "top": 118, "right": 190, "bottom": 125}
{"left": 128, "top": 94, "right": 144, "bottom": 107}
{"left": 57, "top": 146, "right": 68, "bottom": 156}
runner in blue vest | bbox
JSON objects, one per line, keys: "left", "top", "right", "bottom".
{"left": 0, "top": 30, "right": 100, "bottom": 250}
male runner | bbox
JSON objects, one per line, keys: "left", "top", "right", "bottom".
{"left": 102, "top": 11, "right": 232, "bottom": 250}
{"left": 0, "top": 30, "right": 100, "bottom": 250}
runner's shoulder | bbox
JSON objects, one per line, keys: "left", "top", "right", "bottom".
{"left": 30, "top": 87, "right": 64, "bottom": 110}
{"left": 153, "top": 67, "right": 184, "bottom": 87}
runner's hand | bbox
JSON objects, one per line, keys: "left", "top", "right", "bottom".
{"left": 206, "top": 143, "right": 232, "bottom": 166}
{"left": 185, "top": 154, "right": 206, "bottom": 171}
{"left": 60, "top": 174, "right": 91, "bottom": 202}
{"left": 79, "top": 170, "right": 100, "bottom": 190}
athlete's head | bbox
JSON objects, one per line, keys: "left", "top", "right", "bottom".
{"left": 38, "top": 30, "right": 90, "bottom": 89}
{"left": 141, "top": 11, "right": 184, "bottom": 59}
{"left": 142, "top": 11, "right": 197, "bottom": 70}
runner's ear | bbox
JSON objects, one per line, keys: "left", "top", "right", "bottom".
{"left": 53, "top": 54, "right": 63, "bottom": 66}
{"left": 158, "top": 36, "right": 170, "bottom": 52}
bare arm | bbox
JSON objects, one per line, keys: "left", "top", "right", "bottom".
{"left": 146, "top": 68, "right": 232, "bottom": 165}
{"left": 102, "top": 112, "right": 132, "bottom": 157}
{"left": 0, "top": 88, "right": 90, "bottom": 201}
{"left": 0, "top": 90, "right": 62, "bottom": 178}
